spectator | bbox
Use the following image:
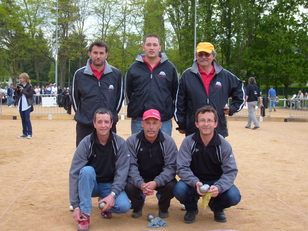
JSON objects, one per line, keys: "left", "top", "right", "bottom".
{"left": 268, "top": 86, "right": 276, "bottom": 112}
{"left": 7, "top": 84, "right": 15, "bottom": 107}
{"left": 245, "top": 77, "right": 263, "bottom": 130}
{"left": 14, "top": 73, "right": 35, "bottom": 139}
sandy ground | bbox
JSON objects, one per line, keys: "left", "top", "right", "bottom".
{"left": 0, "top": 106, "right": 307, "bottom": 231}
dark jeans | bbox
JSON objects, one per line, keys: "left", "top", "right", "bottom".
{"left": 173, "top": 180, "right": 241, "bottom": 212}
{"left": 76, "top": 122, "right": 117, "bottom": 147}
{"left": 19, "top": 107, "right": 32, "bottom": 136}
{"left": 125, "top": 179, "right": 177, "bottom": 212}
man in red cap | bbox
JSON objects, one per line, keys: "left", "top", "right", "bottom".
{"left": 174, "top": 42, "right": 245, "bottom": 138}
{"left": 125, "top": 109, "right": 178, "bottom": 219}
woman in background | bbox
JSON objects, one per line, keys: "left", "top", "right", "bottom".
{"left": 14, "top": 72, "right": 34, "bottom": 139}
{"left": 245, "top": 77, "right": 263, "bottom": 130}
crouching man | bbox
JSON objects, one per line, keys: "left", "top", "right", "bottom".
{"left": 173, "top": 106, "right": 241, "bottom": 224}
{"left": 69, "top": 108, "right": 131, "bottom": 231}
{"left": 125, "top": 109, "right": 178, "bottom": 219}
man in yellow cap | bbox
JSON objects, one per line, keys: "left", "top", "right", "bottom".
{"left": 174, "top": 42, "right": 245, "bottom": 137}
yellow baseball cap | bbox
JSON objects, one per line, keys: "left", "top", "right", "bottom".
{"left": 196, "top": 42, "right": 215, "bottom": 53}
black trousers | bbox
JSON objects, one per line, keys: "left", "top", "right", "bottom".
{"left": 125, "top": 179, "right": 177, "bottom": 212}
{"left": 76, "top": 122, "right": 117, "bottom": 147}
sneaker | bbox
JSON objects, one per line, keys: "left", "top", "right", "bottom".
{"left": 101, "top": 211, "right": 112, "bottom": 219}
{"left": 18, "top": 134, "right": 27, "bottom": 138}
{"left": 245, "top": 126, "right": 251, "bottom": 129}
{"left": 252, "top": 126, "right": 260, "bottom": 130}
{"left": 132, "top": 210, "right": 142, "bottom": 218}
{"left": 27, "top": 135, "right": 32, "bottom": 139}
{"left": 77, "top": 214, "right": 90, "bottom": 231}
{"left": 159, "top": 210, "right": 169, "bottom": 218}
{"left": 184, "top": 210, "right": 198, "bottom": 224}
{"left": 180, "top": 205, "right": 186, "bottom": 211}
{"left": 214, "top": 210, "right": 227, "bottom": 222}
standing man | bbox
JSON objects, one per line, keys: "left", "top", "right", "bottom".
{"left": 173, "top": 106, "right": 241, "bottom": 224}
{"left": 7, "top": 84, "right": 14, "bottom": 107}
{"left": 174, "top": 42, "right": 245, "bottom": 137}
{"left": 268, "top": 85, "right": 277, "bottom": 112}
{"left": 69, "top": 108, "right": 131, "bottom": 231}
{"left": 72, "top": 41, "right": 124, "bottom": 146}
{"left": 125, "top": 109, "right": 177, "bottom": 219}
{"left": 125, "top": 33, "right": 178, "bottom": 136}
{"left": 245, "top": 77, "right": 263, "bottom": 130}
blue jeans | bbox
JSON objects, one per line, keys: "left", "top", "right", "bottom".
{"left": 131, "top": 117, "right": 172, "bottom": 136}
{"left": 19, "top": 107, "right": 32, "bottom": 136}
{"left": 173, "top": 180, "right": 241, "bottom": 212}
{"left": 78, "top": 166, "right": 131, "bottom": 214}
{"left": 7, "top": 96, "right": 14, "bottom": 106}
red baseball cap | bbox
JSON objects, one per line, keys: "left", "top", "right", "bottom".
{"left": 142, "top": 109, "right": 161, "bottom": 120}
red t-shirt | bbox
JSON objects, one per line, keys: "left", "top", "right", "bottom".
{"left": 198, "top": 65, "right": 215, "bottom": 95}
{"left": 90, "top": 62, "right": 104, "bottom": 80}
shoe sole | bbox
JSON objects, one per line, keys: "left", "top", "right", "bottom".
{"left": 184, "top": 219, "right": 195, "bottom": 224}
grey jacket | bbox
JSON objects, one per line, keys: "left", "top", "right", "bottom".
{"left": 69, "top": 132, "right": 130, "bottom": 209}
{"left": 176, "top": 130, "right": 238, "bottom": 193}
{"left": 126, "top": 130, "right": 177, "bottom": 188}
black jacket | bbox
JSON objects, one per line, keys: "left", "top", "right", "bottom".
{"left": 125, "top": 52, "right": 178, "bottom": 121}
{"left": 174, "top": 60, "right": 245, "bottom": 137}
{"left": 72, "top": 59, "right": 123, "bottom": 126}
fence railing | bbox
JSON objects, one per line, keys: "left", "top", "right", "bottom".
{"left": 1, "top": 96, "right": 308, "bottom": 118}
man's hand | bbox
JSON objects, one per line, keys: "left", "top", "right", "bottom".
{"left": 223, "top": 106, "right": 230, "bottom": 115}
{"left": 73, "top": 207, "right": 87, "bottom": 222}
{"left": 207, "top": 185, "right": 219, "bottom": 198}
{"left": 195, "top": 182, "right": 204, "bottom": 196}
{"left": 140, "top": 181, "right": 156, "bottom": 196}
{"left": 98, "top": 194, "right": 115, "bottom": 212}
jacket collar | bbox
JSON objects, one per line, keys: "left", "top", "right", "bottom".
{"left": 192, "top": 129, "right": 221, "bottom": 147}
{"left": 136, "top": 129, "right": 165, "bottom": 144}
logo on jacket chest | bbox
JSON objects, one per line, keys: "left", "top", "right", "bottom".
{"left": 158, "top": 71, "right": 167, "bottom": 78}
{"left": 108, "top": 85, "right": 115, "bottom": 91}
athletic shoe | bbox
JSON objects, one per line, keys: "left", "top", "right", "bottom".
{"left": 101, "top": 211, "right": 112, "bottom": 219}
{"left": 213, "top": 210, "right": 227, "bottom": 222}
{"left": 180, "top": 205, "right": 186, "bottom": 211}
{"left": 132, "top": 210, "right": 142, "bottom": 218}
{"left": 245, "top": 126, "right": 251, "bottom": 129}
{"left": 252, "top": 126, "right": 260, "bottom": 130}
{"left": 77, "top": 214, "right": 90, "bottom": 231}
{"left": 184, "top": 210, "right": 198, "bottom": 224}
{"left": 18, "top": 134, "right": 27, "bottom": 138}
{"left": 27, "top": 135, "right": 32, "bottom": 139}
{"left": 159, "top": 210, "right": 169, "bottom": 218}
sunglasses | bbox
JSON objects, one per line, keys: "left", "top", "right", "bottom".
{"left": 197, "top": 52, "right": 212, "bottom": 57}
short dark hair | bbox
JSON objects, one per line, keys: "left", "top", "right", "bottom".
{"left": 248, "top": 77, "right": 256, "bottom": 84}
{"left": 89, "top": 41, "right": 109, "bottom": 53}
{"left": 143, "top": 33, "right": 161, "bottom": 44}
{"left": 195, "top": 106, "right": 218, "bottom": 122}
{"left": 93, "top": 108, "right": 113, "bottom": 122}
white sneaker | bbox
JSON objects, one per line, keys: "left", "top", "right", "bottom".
{"left": 181, "top": 204, "right": 186, "bottom": 211}
{"left": 27, "top": 135, "right": 32, "bottom": 139}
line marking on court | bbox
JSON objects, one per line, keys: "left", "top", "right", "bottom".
{"left": 0, "top": 151, "right": 54, "bottom": 220}
{"left": 239, "top": 174, "right": 308, "bottom": 218}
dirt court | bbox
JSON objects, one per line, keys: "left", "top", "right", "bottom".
{"left": 0, "top": 107, "right": 307, "bottom": 231}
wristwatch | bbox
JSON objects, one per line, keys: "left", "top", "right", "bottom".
{"left": 110, "top": 192, "right": 117, "bottom": 198}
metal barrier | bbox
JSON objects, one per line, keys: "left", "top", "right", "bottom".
{"left": 1, "top": 96, "right": 308, "bottom": 118}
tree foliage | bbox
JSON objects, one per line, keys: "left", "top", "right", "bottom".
{"left": 0, "top": 0, "right": 307, "bottom": 95}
